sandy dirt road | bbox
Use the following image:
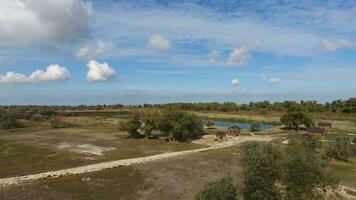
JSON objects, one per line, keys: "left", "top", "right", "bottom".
{"left": 0, "top": 136, "right": 273, "bottom": 187}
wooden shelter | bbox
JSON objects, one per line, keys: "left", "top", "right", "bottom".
{"left": 306, "top": 127, "right": 325, "bottom": 138}
{"left": 317, "top": 122, "right": 332, "bottom": 130}
{"left": 226, "top": 126, "right": 241, "bottom": 136}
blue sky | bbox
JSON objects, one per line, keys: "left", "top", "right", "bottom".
{"left": 0, "top": 0, "right": 355, "bottom": 105}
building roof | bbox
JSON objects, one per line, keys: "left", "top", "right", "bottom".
{"left": 317, "top": 122, "right": 332, "bottom": 126}
{"left": 306, "top": 127, "right": 325, "bottom": 133}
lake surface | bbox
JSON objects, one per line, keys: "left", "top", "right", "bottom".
{"left": 213, "top": 120, "right": 275, "bottom": 130}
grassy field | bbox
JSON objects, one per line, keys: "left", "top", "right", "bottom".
{"left": 0, "top": 123, "right": 205, "bottom": 178}
{"left": 0, "top": 145, "right": 243, "bottom": 200}
{"left": 0, "top": 110, "right": 355, "bottom": 199}
{"left": 330, "top": 158, "right": 356, "bottom": 188}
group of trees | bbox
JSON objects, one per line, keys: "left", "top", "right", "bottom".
{"left": 195, "top": 142, "right": 338, "bottom": 200}
{"left": 1, "top": 97, "right": 355, "bottom": 115}
{"left": 280, "top": 105, "right": 314, "bottom": 130}
{"left": 119, "top": 109, "right": 203, "bottom": 142}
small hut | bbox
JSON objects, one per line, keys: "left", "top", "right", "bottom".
{"left": 306, "top": 127, "right": 325, "bottom": 138}
{"left": 227, "top": 126, "right": 241, "bottom": 136}
{"left": 317, "top": 122, "right": 332, "bottom": 130}
{"left": 215, "top": 132, "right": 226, "bottom": 142}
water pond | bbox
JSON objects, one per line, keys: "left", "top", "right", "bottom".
{"left": 213, "top": 120, "right": 275, "bottom": 130}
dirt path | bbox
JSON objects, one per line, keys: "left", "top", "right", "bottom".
{"left": 0, "top": 136, "right": 273, "bottom": 187}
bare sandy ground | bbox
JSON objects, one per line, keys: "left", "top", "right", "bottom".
{"left": 0, "top": 135, "right": 273, "bottom": 187}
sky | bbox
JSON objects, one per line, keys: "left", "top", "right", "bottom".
{"left": 0, "top": 0, "right": 356, "bottom": 105}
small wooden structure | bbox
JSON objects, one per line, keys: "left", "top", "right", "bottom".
{"left": 317, "top": 122, "right": 332, "bottom": 130}
{"left": 226, "top": 126, "right": 241, "bottom": 136}
{"left": 305, "top": 127, "right": 325, "bottom": 138}
{"left": 215, "top": 132, "right": 226, "bottom": 142}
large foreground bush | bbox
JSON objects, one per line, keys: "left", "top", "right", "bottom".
{"left": 195, "top": 175, "right": 237, "bottom": 200}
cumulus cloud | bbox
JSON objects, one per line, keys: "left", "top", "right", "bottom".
{"left": 226, "top": 48, "right": 251, "bottom": 66}
{"left": 208, "top": 50, "right": 219, "bottom": 64}
{"left": 146, "top": 35, "right": 171, "bottom": 51}
{"left": 75, "top": 41, "right": 114, "bottom": 59}
{"left": 87, "top": 60, "right": 115, "bottom": 82}
{"left": 322, "top": 39, "right": 352, "bottom": 52}
{"left": 0, "top": 0, "right": 91, "bottom": 47}
{"left": 268, "top": 78, "right": 282, "bottom": 84}
{"left": 231, "top": 79, "right": 240, "bottom": 85}
{"left": 0, "top": 64, "right": 70, "bottom": 84}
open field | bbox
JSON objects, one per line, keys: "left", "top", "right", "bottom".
{"left": 0, "top": 110, "right": 355, "bottom": 199}
{"left": 0, "top": 145, "right": 244, "bottom": 200}
{"left": 0, "top": 125, "right": 205, "bottom": 178}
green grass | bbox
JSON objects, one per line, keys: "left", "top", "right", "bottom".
{"left": 0, "top": 139, "right": 76, "bottom": 178}
{"left": 330, "top": 157, "right": 356, "bottom": 188}
{"left": 44, "top": 167, "right": 144, "bottom": 200}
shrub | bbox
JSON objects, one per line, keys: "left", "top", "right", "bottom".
{"left": 327, "top": 137, "right": 353, "bottom": 162}
{"left": 119, "top": 112, "right": 142, "bottom": 138}
{"left": 0, "top": 114, "right": 23, "bottom": 129}
{"left": 50, "top": 116, "right": 67, "bottom": 129}
{"left": 241, "top": 142, "right": 284, "bottom": 200}
{"left": 195, "top": 175, "right": 237, "bottom": 200}
{"left": 250, "top": 122, "right": 261, "bottom": 132}
{"left": 284, "top": 145, "right": 338, "bottom": 200}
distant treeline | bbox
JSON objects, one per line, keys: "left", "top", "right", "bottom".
{"left": 143, "top": 98, "right": 356, "bottom": 113}
{"left": 0, "top": 98, "right": 355, "bottom": 116}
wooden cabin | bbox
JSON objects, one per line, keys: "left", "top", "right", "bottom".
{"left": 305, "top": 127, "right": 325, "bottom": 138}
{"left": 317, "top": 122, "right": 332, "bottom": 130}
{"left": 227, "top": 126, "right": 241, "bottom": 136}
{"left": 215, "top": 132, "right": 226, "bottom": 142}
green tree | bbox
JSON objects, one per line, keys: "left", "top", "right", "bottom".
{"left": 156, "top": 110, "right": 203, "bottom": 142}
{"left": 280, "top": 106, "right": 314, "bottom": 130}
{"left": 140, "top": 110, "right": 160, "bottom": 139}
{"left": 284, "top": 145, "right": 338, "bottom": 200}
{"left": 195, "top": 175, "right": 237, "bottom": 200}
{"left": 250, "top": 122, "right": 261, "bottom": 132}
{"left": 241, "top": 142, "right": 284, "bottom": 200}
{"left": 119, "top": 112, "right": 142, "bottom": 138}
{"left": 327, "top": 137, "right": 353, "bottom": 161}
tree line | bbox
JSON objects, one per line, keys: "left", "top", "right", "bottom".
{"left": 0, "top": 98, "right": 355, "bottom": 114}
{"left": 144, "top": 98, "right": 356, "bottom": 113}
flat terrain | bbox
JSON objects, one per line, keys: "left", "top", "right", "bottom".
{"left": 0, "top": 146, "right": 243, "bottom": 200}
{"left": 0, "top": 111, "right": 355, "bottom": 200}
{"left": 0, "top": 127, "right": 204, "bottom": 178}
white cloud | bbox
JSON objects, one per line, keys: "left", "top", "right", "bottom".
{"left": 75, "top": 41, "right": 114, "bottom": 59}
{"left": 208, "top": 50, "right": 219, "bottom": 64}
{"left": 268, "top": 78, "right": 282, "bottom": 84}
{"left": 226, "top": 48, "right": 251, "bottom": 66}
{"left": 0, "top": 0, "right": 91, "bottom": 47}
{"left": 0, "top": 64, "right": 70, "bottom": 84}
{"left": 322, "top": 39, "right": 352, "bottom": 52}
{"left": 231, "top": 79, "right": 240, "bottom": 85}
{"left": 146, "top": 35, "right": 171, "bottom": 52}
{"left": 87, "top": 60, "right": 115, "bottom": 82}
